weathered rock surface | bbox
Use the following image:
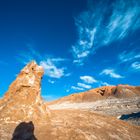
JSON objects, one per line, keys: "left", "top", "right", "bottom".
{"left": 48, "top": 85, "right": 140, "bottom": 104}
{"left": 1, "top": 110, "right": 140, "bottom": 140}
{"left": 0, "top": 61, "right": 50, "bottom": 123}
{"left": 0, "top": 61, "right": 140, "bottom": 140}
{"left": 48, "top": 85, "right": 140, "bottom": 125}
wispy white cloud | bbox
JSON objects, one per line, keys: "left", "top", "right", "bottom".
{"left": 72, "top": 0, "right": 140, "bottom": 63}
{"left": 17, "top": 53, "right": 34, "bottom": 65}
{"left": 77, "top": 82, "right": 91, "bottom": 89}
{"left": 50, "top": 58, "right": 69, "bottom": 63}
{"left": 131, "top": 61, "right": 140, "bottom": 70}
{"left": 17, "top": 46, "right": 43, "bottom": 64}
{"left": 40, "top": 60, "right": 65, "bottom": 79}
{"left": 119, "top": 50, "right": 140, "bottom": 63}
{"left": 71, "top": 79, "right": 112, "bottom": 92}
{"left": 104, "top": 0, "right": 140, "bottom": 44}
{"left": 100, "top": 81, "right": 110, "bottom": 86}
{"left": 100, "top": 68, "right": 124, "bottom": 78}
{"left": 17, "top": 46, "right": 68, "bottom": 79}
{"left": 48, "top": 79, "right": 55, "bottom": 84}
{"left": 71, "top": 81, "right": 92, "bottom": 91}
{"left": 70, "top": 76, "right": 96, "bottom": 91}
{"left": 65, "top": 73, "right": 71, "bottom": 77}
{"left": 72, "top": 27, "right": 96, "bottom": 60}
{"left": 80, "top": 75, "right": 97, "bottom": 84}
{"left": 71, "top": 86, "right": 84, "bottom": 91}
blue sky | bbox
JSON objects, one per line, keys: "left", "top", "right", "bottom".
{"left": 0, "top": 0, "right": 140, "bottom": 101}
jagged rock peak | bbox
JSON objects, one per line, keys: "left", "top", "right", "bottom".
{"left": 0, "top": 61, "right": 50, "bottom": 122}
{"left": 4, "top": 61, "right": 44, "bottom": 101}
{"left": 16, "top": 60, "right": 44, "bottom": 87}
{"left": 21, "top": 61, "right": 44, "bottom": 79}
{"left": 4, "top": 61, "right": 44, "bottom": 104}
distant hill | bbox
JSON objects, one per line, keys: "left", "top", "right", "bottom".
{"left": 48, "top": 84, "right": 140, "bottom": 126}
{"left": 48, "top": 84, "right": 140, "bottom": 104}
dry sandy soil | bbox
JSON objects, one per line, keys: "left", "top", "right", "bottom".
{"left": 0, "top": 110, "right": 140, "bottom": 140}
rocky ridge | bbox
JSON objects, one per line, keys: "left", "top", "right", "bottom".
{"left": 0, "top": 61, "right": 50, "bottom": 123}
{"left": 48, "top": 85, "right": 140, "bottom": 125}
{"left": 48, "top": 84, "right": 140, "bottom": 125}
{"left": 48, "top": 85, "right": 140, "bottom": 104}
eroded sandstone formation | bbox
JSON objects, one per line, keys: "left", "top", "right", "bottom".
{"left": 48, "top": 85, "right": 140, "bottom": 104}
{"left": 0, "top": 61, "right": 50, "bottom": 123}
{"left": 48, "top": 85, "right": 140, "bottom": 126}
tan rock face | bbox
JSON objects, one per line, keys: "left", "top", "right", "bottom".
{"left": 0, "top": 61, "right": 50, "bottom": 123}
{"left": 5, "top": 61, "right": 43, "bottom": 99}
{"left": 47, "top": 85, "right": 140, "bottom": 126}
{"left": 48, "top": 85, "right": 140, "bottom": 104}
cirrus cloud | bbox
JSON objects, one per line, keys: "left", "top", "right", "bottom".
{"left": 119, "top": 50, "right": 140, "bottom": 63}
{"left": 72, "top": 0, "right": 140, "bottom": 64}
{"left": 77, "top": 82, "right": 91, "bottom": 89}
{"left": 131, "top": 61, "right": 140, "bottom": 70}
{"left": 71, "top": 86, "right": 84, "bottom": 91}
{"left": 17, "top": 45, "right": 69, "bottom": 79}
{"left": 100, "top": 68, "right": 124, "bottom": 79}
{"left": 80, "top": 75, "right": 97, "bottom": 84}
{"left": 40, "top": 60, "right": 65, "bottom": 79}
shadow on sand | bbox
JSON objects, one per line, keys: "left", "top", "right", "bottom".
{"left": 12, "top": 121, "right": 37, "bottom": 140}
